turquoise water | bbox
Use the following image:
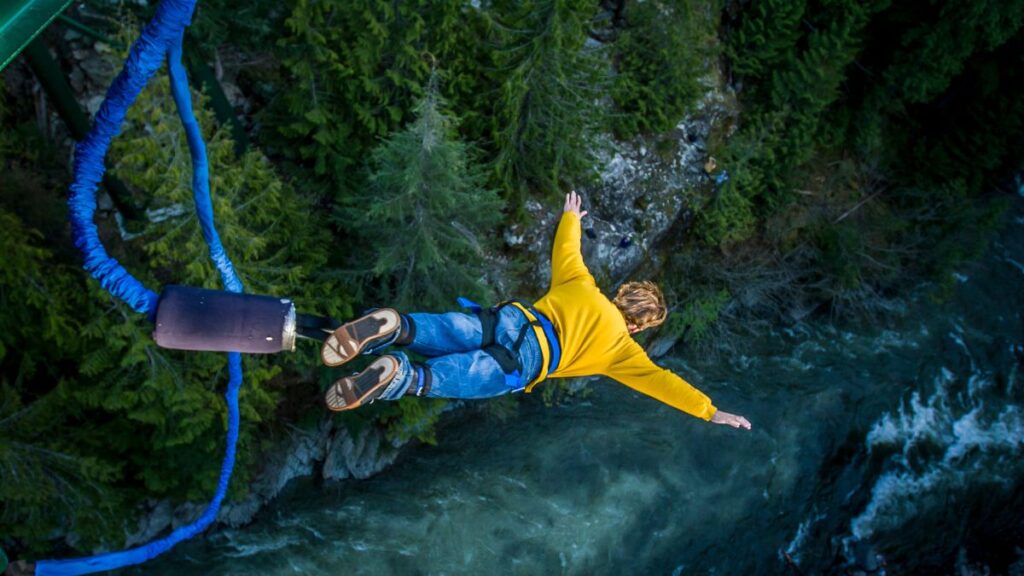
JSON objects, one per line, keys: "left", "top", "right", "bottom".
{"left": 140, "top": 200, "right": 1024, "bottom": 575}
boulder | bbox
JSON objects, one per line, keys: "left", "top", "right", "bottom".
{"left": 323, "top": 426, "right": 400, "bottom": 481}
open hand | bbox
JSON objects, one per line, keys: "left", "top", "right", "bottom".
{"left": 563, "top": 190, "right": 588, "bottom": 219}
{"left": 711, "top": 410, "right": 752, "bottom": 430}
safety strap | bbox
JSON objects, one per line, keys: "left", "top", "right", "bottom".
{"left": 457, "top": 297, "right": 559, "bottom": 392}
{"left": 295, "top": 312, "right": 341, "bottom": 342}
{"left": 508, "top": 302, "right": 562, "bottom": 392}
{"left": 413, "top": 364, "right": 432, "bottom": 397}
{"left": 505, "top": 302, "right": 551, "bottom": 389}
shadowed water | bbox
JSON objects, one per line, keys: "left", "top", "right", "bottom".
{"left": 139, "top": 199, "right": 1024, "bottom": 575}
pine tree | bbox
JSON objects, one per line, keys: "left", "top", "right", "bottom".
{"left": 612, "top": 0, "right": 716, "bottom": 137}
{"left": 490, "top": 0, "right": 609, "bottom": 207}
{"left": 273, "top": 0, "right": 466, "bottom": 194}
{"left": 1, "top": 87, "right": 126, "bottom": 553}
{"left": 725, "top": 0, "right": 807, "bottom": 83}
{"left": 764, "top": 3, "right": 876, "bottom": 198}
{"left": 718, "top": 0, "right": 880, "bottom": 212}
{"left": 0, "top": 209, "right": 127, "bottom": 553}
{"left": 345, "top": 73, "right": 503, "bottom": 311}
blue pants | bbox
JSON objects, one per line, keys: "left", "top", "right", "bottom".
{"left": 377, "top": 306, "right": 543, "bottom": 400}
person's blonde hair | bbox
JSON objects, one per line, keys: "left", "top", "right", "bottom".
{"left": 612, "top": 281, "right": 667, "bottom": 331}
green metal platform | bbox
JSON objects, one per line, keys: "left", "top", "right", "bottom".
{"left": 2, "top": 0, "right": 249, "bottom": 170}
{"left": 1, "top": 0, "right": 74, "bottom": 71}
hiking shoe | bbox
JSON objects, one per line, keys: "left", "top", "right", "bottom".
{"left": 325, "top": 355, "right": 404, "bottom": 411}
{"left": 320, "top": 308, "right": 402, "bottom": 367}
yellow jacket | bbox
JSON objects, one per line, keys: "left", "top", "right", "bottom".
{"left": 532, "top": 212, "right": 717, "bottom": 420}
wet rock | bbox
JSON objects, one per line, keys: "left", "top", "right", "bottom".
{"left": 68, "top": 67, "right": 86, "bottom": 93}
{"left": 323, "top": 426, "right": 399, "bottom": 481}
{"left": 84, "top": 95, "right": 105, "bottom": 117}
{"left": 123, "top": 500, "right": 172, "bottom": 547}
{"left": 645, "top": 332, "right": 679, "bottom": 359}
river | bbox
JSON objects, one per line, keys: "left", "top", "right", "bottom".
{"left": 139, "top": 195, "right": 1024, "bottom": 575}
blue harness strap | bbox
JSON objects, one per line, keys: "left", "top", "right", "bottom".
{"left": 531, "top": 307, "right": 561, "bottom": 378}
{"left": 505, "top": 370, "right": 524, "bottom": 391}
{"left": 456, "top": 297, "right": 562, "bottom": 392}
{"left": 456, "top": 296, "right": 482, "bottom": 313}
{"left": 36, "top": 1, "right": 246, "bottom": 574}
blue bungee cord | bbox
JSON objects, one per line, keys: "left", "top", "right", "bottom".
{"left": 34, "top": 0, "right": 245, "bottom": 573}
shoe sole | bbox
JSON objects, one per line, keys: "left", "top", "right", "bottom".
{"left": 320, "top": 308, "right": 401, "bottom": 367}
{"left": 325, "top": 355, "right": 400, "bottom": 412}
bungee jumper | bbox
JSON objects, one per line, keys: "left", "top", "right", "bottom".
{"left": 319, "top": 191, "right": 753, "bottom": 430}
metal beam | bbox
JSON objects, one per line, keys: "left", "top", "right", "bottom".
{"left": 0, "top": 0, "right": 74, "bottom": 71}
{"left": 23, "top": 36, "right": 142, "bottom": 220}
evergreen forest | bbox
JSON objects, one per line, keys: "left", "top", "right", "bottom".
{"left": 1, "top": 0, "right": 1022, "bottom": 562}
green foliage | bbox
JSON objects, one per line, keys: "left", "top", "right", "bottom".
{"left": 189, "top": 0, "right": 286, "bottom": 55}
{"left": 0, "top": 93, "right": 69, "bottom": 238}
{"left": 708, "top": 0, "right": 1022, "bottom": 308}
{"left": 343, "top": 75, "right": 503, "bottom": 311}
{"left": 767, "top": 7, "right": 870, "bottom": 170}
{"left": 696, "top": 178, "right": 756, "bottom": 246}
{"left": 268, "top": 0, "right": 611, "bottom": 212}
{"left": 661, "top": 288, "right": 731, "bottom": 345}
{"left": 272, "top": 0, "right": 466, "bottom": 192}
{"left": 0, "top": 206, "right": 127, "bottom": 551}
{"left": 719, "top": 1, "right": 879, "bottom": 214}
{"left": 612, "top": 0, "right": 717, "bottom": 137}
{"left": 811, "top": 222, "right": 865, "bottom": 290}
{"left": 100, "top": 72, "right": 348, "bottom": 499}
{"left": 114, "top": 87, "right": 343, "bottom": 307}
{"left": 4, "top": 0, "right": 1023, "bottom": 557}
{"left": 1, "top": 46, "right": 351, "bottom": 551}
{"left": 483, "top": 394, "right": 520, "bottom": 422}
{"left": 490, "top": 0, "right": 609, "bottom": 206}
{"left": 377, "top": 397, "right": 447, "bottom": 445}
{"left": 0, "top": 379, "right": 125, "bottom": 554}
{"left": 875, "top": 1, "right": 1024, "bottom": 105}
{"left": 725, "top": 0, "right": 806, "bottom": 82}
{"left": 0, "top": 91, "right": 47, "bottom": 163}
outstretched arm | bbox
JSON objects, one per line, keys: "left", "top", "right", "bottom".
{"left": 610, "top": 344, "right": 751, "bottom": 430}
{"left": 551, "top": 191, "right": 594, "bottom": 287}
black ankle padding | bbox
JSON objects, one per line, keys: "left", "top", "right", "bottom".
{"left": 419, "top": 365, "right": 433, "bottom": 397}
{"left": 394, "top": 313, "right": 416, "bottom": 346}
